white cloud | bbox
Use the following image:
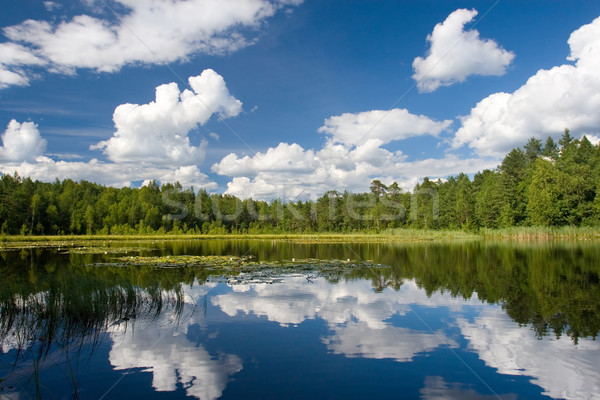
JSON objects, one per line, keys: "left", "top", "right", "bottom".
{"left": 92, "top": 69, "right": 242, "bottom": 166}
{"left": 213, "top": 142, "right": 318, "bottom": 177}
{"left": 0, "top": 68, "right": 30, "bottom": 89}
{"left": 0, "top": 120, "right": 47, "bottom": 162}
{"left": 213, "top": 139, "right": 498, "bottom": 200}
{"left": 453, "top": 16, "right": 600, "bottom": 157}
{"left": 211, "top": 108, "right": 483, "bottom": 200}
{"left": 587, "top": 135, "right": 600, "bottom": 146}
{"left": 412, "top": 9, "right": 515, "bottom": 93}
{"left": 318, "top": 109, "right": 452, "bottom": 146}
{"left": 0, "top": 70, "right": 240, "bottom": 189}
{"left": 0, "top": 0, "right": 302, "bottom": 88}
{"left": 43, "top": 1, "right": 61, "bottom": 12}
{"left": 0, "top": 157, "right": 217, "bottom": 190}
{"left": 0, "top": 43, "right": 46, "bottom": 88}
{"left": 459, "top": 307, "right": 600, "bottom": 400}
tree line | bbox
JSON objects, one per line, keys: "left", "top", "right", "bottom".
{"left": 1, "top": 129, "right": 599, "bottom": 235}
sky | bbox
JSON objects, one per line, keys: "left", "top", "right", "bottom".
{"left": 1, "top": 0, "right": 600, "bottom": 201}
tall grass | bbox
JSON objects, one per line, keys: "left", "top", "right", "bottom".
{"left": 480, "top": 226, "right": 600, "bottom": 239}
{"left": 0, "top": 274, "right": 191, "bottom": 399}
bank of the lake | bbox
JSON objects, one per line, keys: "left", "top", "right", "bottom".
{"left": 1, "top": 226, "right": 600, "bottom": 247}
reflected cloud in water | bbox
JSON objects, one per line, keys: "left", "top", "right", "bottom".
{"left": 420, "top": 376, "right": 517, "bottom": 400}
{"left": 323, "top": 321, "right": 456, "bottom": 362}
{"left": 458, "top": 308, "right": 600, "bottom": 400}
{"left": 110, "top": 325, "right": 242, "bottom": 400}
{"left": 106, "top": 283, "right": 243, "bottom": 400}
{"left": 211, "top": 275, "right": 600, "bottom": 400}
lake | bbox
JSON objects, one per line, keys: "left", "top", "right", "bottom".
{"left": 1, "top": 239, "right": 599, "bottom": 399}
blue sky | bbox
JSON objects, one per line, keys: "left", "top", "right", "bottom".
{"left": 1, "top": 0, "right": 600, "bottom": 200}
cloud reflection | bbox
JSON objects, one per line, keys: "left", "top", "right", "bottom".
{"left": 458, "top": 307, "right": 600, "bottom": 400}
{"left": 212, "top": 276, "right": 465, "bottom": 361}
{"left": 323, "top": 321, "right": 456, "bottom": 362}
{"left": 108, "top": 285, "right": 242, "bottom": 400}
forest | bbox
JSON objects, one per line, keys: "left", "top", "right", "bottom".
{"left": 1, "top": 130, "right": 599, "bottom": 235}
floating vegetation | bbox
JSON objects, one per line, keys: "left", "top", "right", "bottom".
{"left": 102, "top": 255, "right": 256, "bottom": 269}
{"left": 60, "top": 246, "right": 155, "bottom": 255}
{"left": 88, "top": 255, "right": 378, "bottom": 282}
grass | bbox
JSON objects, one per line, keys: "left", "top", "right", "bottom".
{"left": 480, "top": 226, "right": 600, "bottom": 239}
{"left": 0, "top": 226, "right": 599, "bottom": 247}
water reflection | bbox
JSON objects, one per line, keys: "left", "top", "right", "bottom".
{"left": 213, "top": 275, "right": 600, "bottom": 400}
{"left": 109, "top": 300, "right": 243, "bottom": 400}
{"left": 458, "top": 307, "right": 600, "bottom": 400}
{"left": 323, "top": 321, "right": 455, "bottom": 362}
{"left": 1, "top": 240, "right": 599, "bottom": 399}
{"left": 420, "top": 376, "right": 518, "bottom": 400}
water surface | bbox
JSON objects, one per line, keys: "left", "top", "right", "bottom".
{"left": 1, "top": 239, "right": 599, "bottom": 399}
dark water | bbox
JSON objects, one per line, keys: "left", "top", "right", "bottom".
{"left": 1, "top": 239, "right": 599, "bottom": 399}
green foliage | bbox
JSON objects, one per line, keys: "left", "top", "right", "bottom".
{"left": 1, "top": 132, "right": 599, "bottom": 234}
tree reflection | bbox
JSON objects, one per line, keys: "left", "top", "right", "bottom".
{"left": 0, "top": 258, "right": 199, "bottom": 399}
{"left": 336, "top": 241, "right": 600, "bottom": 342}
{"left": 0, "top": 239, "right": 599, "bottom": 398}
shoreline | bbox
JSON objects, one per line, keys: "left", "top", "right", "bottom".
{"left": 1, "top": 227, "right": 599, "bottom": 245}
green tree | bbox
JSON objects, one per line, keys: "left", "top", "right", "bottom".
{"left": 474, "top": 170, "right": 503, "bottom": 228}
{"left": 524, "top": 137, "right": 543, "bottom": 162}
{"left": 85, "top": 205, "right": 95, "bottom": 234}
{"left": 498, "top": 148, "right": 528, "bottom": 226}
{"left": 369, "top": 180, "right": 387, "bottom": 199}
{"left": 542, "top": 136, "right": 559, "bottom": 159}
{"left": 527, "top": 158, "right": 564, "bottom": 226}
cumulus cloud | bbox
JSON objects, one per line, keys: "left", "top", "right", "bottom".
{"left": 0, "top": 120, "right": 47, "bottom": 162}
{"left": 318, "top": 109, "right": 452, "bottom": 146}
{"left": 213, "top": 143, "right": 318, "bottom": 177}
{"left": 213, "top": 139, "right": 498, "bottom": 200}
{"left": 412, "top": 9, "right": 515, "bottom": 93}
{"left": 92, "top": 69, "right": 241, "bottom": 166}
{"left": 0, "top": 70, "right": 240, "bottom": 189}
{"left": 0, "top": 157, "right": 218, "bottom": 189}
{"left": 453, "top": 16, "right": 600, "bottom": 157}
{"left": 211, "top": 108, "right": 478, "bottom": 200}
{"left": 0, "top": 0, "right": 302, "bottom": 88}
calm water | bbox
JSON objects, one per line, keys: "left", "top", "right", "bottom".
{"left": 1, "top": 239, "right": 599, "bottom": 399}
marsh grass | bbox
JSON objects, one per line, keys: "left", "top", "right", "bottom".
{"left": 480, "top": 226, "right": 600, "bottom": 239}
{"left": 0, "top": 272, "right": 190, "bottom": 399}
{"left": 2, "top": 226, "right": 598, "bottom": 247}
